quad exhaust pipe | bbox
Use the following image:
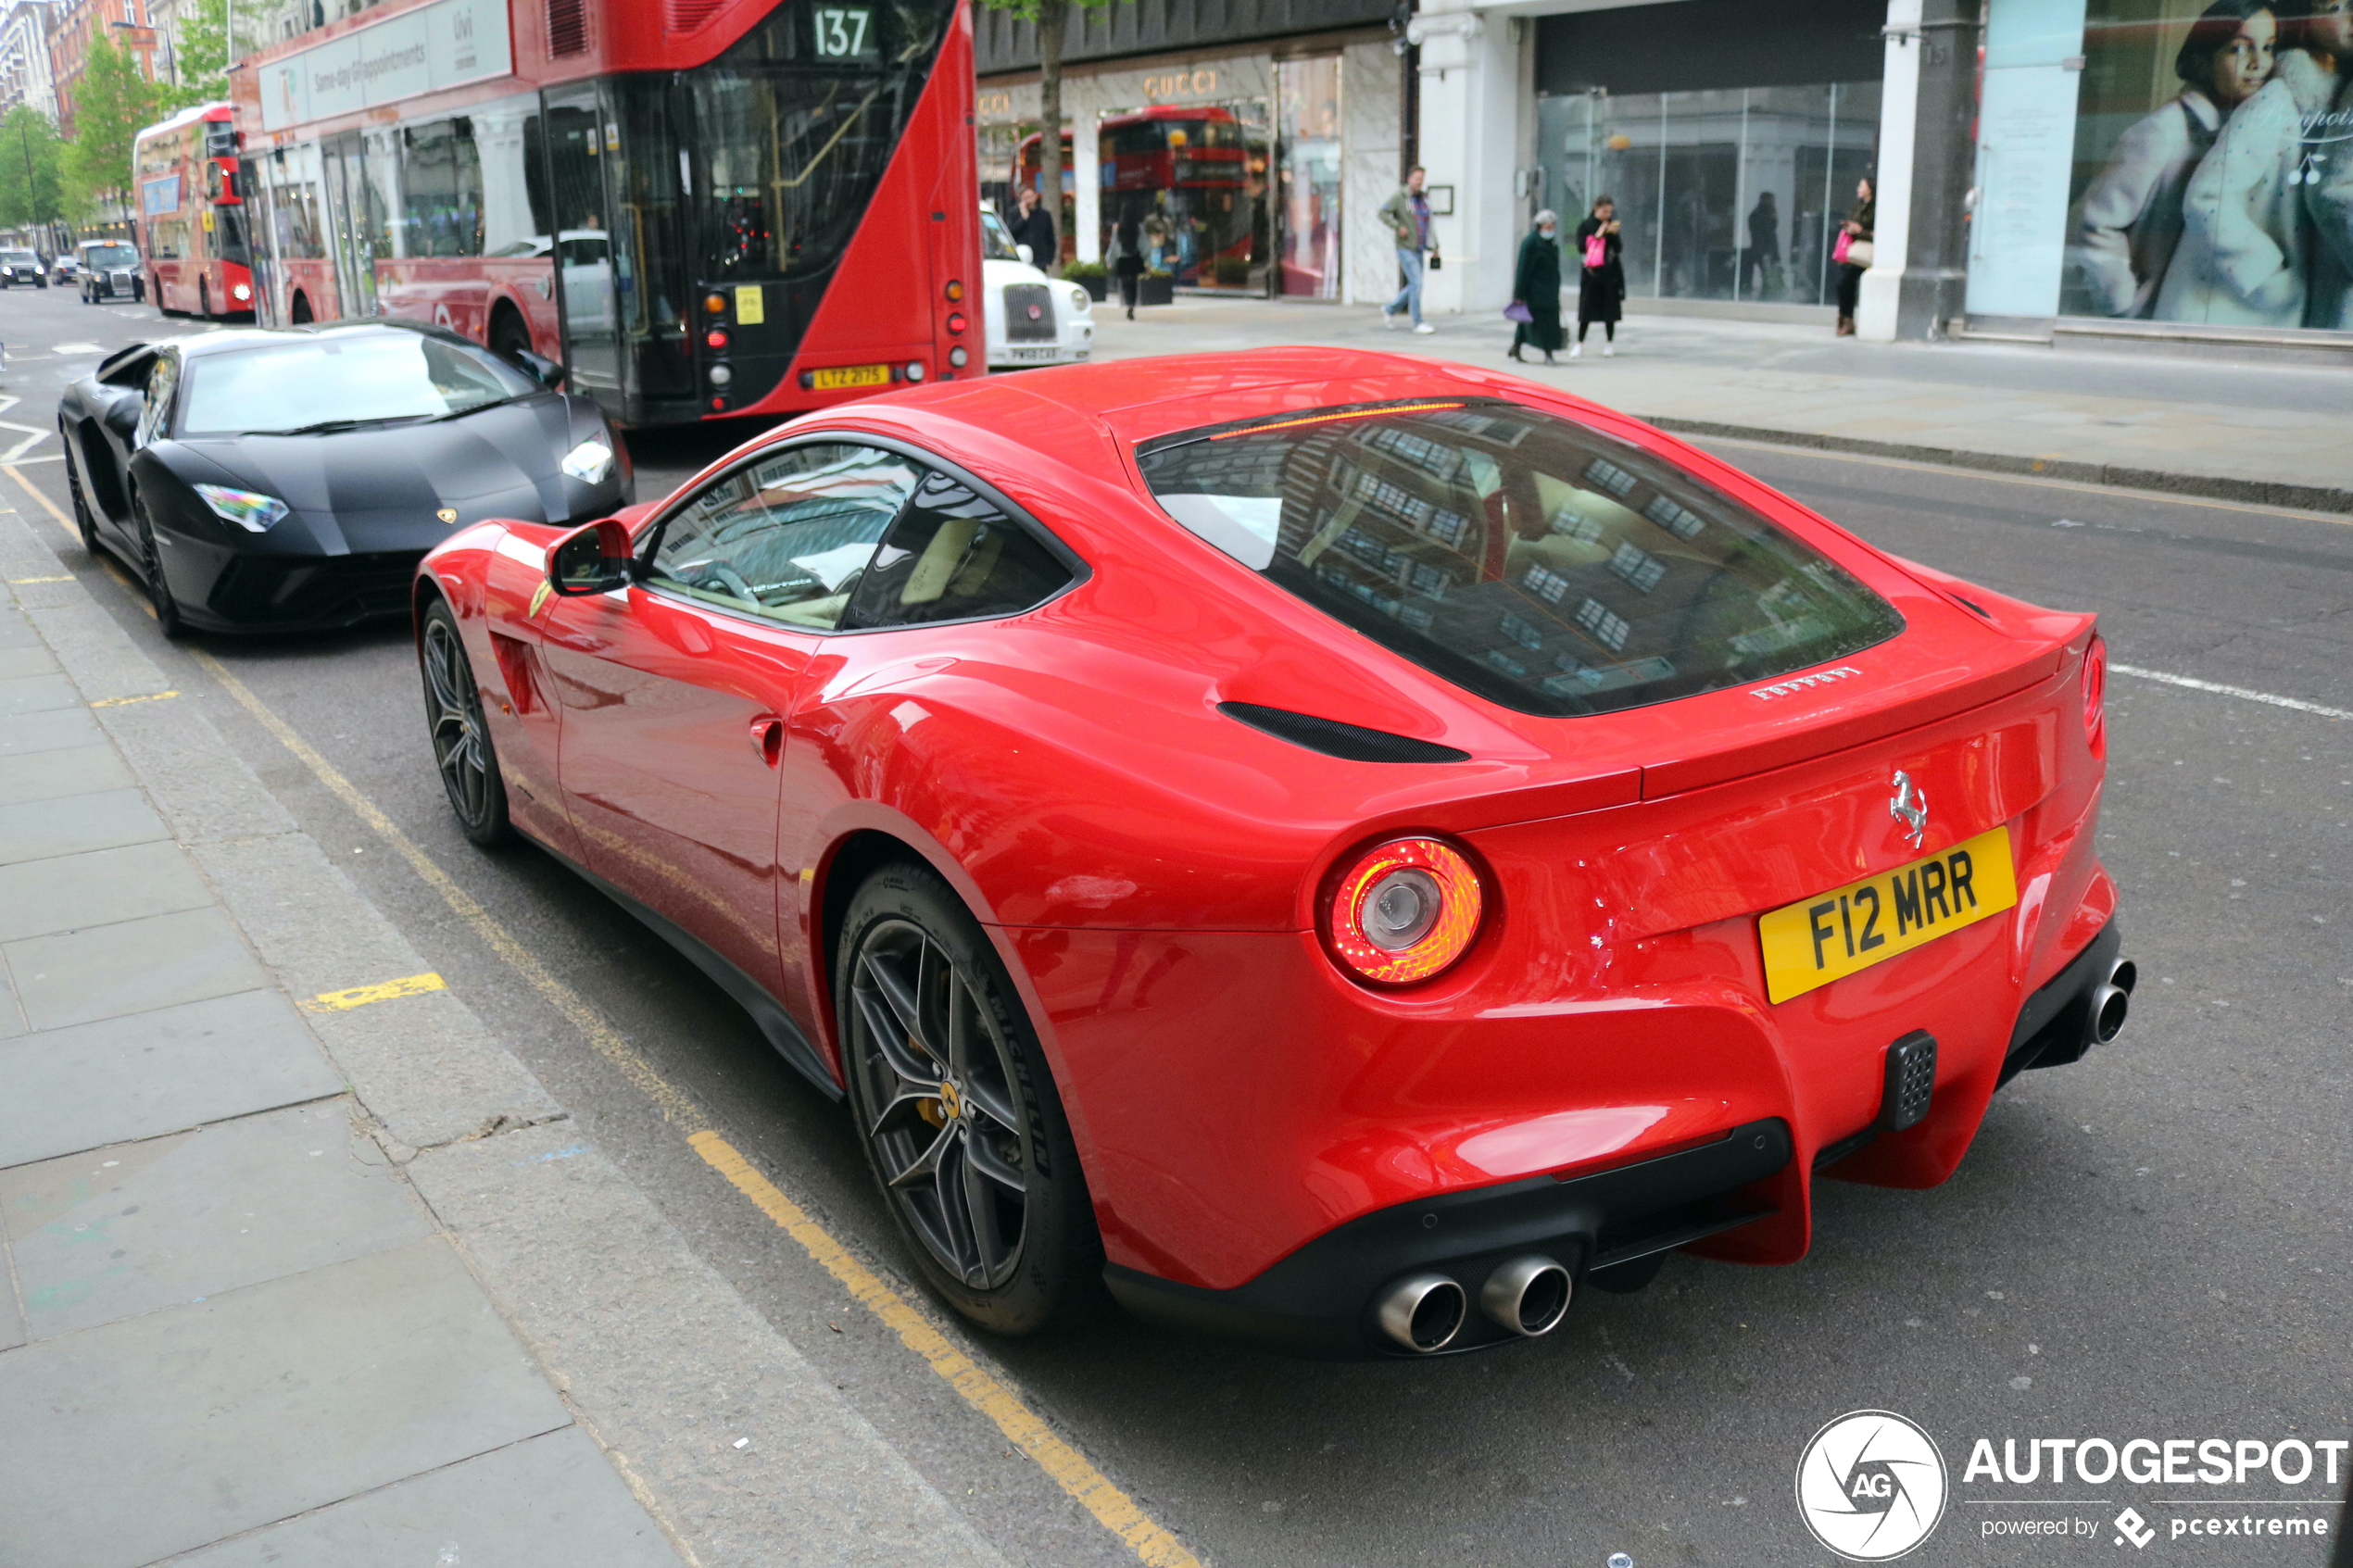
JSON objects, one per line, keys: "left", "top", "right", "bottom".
{"left": 2087, "top": 958, "right": 2136, "bottom": 1047}
{"left": 1375, "top": 1255, "right": 1573, "bottom": 1352}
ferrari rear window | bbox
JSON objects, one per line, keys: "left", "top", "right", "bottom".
{"left": 1136, "top": 399, "right": 1904, "bottom": 718}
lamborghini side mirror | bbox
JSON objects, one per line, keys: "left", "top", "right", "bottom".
{"left": 513, "top": 348, "right": 566, "bottom": 389}
{"left": 547, "top": 518, "right": 632, "bottom": 596}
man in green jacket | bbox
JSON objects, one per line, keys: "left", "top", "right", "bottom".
{"left": 1378, "top": 167, "right": 1437, "bottom": 333}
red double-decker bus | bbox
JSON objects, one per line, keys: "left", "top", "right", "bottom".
{"left": 133, "top": 103, "right": 255, "bottom": 319}
{"left": 1090, "top": 107, "right": 1259, "bottom": 289}
{"left": 228, "top": 0, "right": 980, "bottom": 425}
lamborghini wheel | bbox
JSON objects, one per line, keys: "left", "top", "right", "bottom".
{"left": 60, "top": 422, "right": 99, "bottom": 553}
{"left": 128, "top": 490, "right": 185, "bottom": 637}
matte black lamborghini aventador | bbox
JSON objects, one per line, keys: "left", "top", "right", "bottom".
{"left": 57, "top": 320, "right": 634, "bottom": 634}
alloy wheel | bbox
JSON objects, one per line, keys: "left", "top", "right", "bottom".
{"left": 422, "top": 614, "right": 496, "bottom": 831}
{"left": 848, "top": 920, "right": 1034, "bottom": 1289}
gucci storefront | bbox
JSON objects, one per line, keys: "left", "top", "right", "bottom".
{"left": 975, "top": 0, "right": 1408, "bottom": 303}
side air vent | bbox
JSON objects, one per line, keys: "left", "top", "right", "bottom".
{"left": 547, "top": 0, "right": 587, "bottom": 55}
{"left": 666, "top": 0, "right": 724, "bottom": 31}
{"left": 1218, "top": 702, "right": 1471, "bottom": 764}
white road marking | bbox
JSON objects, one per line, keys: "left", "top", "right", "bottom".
{"left": 2112, "top": 663, "right": 2352, "bottom": 721}
{"left": 51, "top": 342, "right": 103, "bottom": 354}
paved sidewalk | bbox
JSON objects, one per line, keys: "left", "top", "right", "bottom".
{"left": 0, "top": 506, "right": 1007, "bottom": 1564}
{"left": 1088, "top": 300, "right": 2353, "bottom": 512}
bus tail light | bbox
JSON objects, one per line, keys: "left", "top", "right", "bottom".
{"left": 948, "top": 346, "right": 968, "bottom": 368}
{"left": 1323, "top": 836, "right": 1484, "bottom": 985}
{"left": 945, "top": 280, "right": 964, "bottom": 302}
{"left": 706, "top": 330, "right": 728, "bottom": 350}
{"left": 946, "top": 312, "right": 966, "bottom": 334}
{"left": 704, "top": 293, "right": 727, "bottom": 316}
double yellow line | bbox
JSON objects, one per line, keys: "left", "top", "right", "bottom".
{"left": 8, "top": 462, "right": 1203, "bottom": 1568}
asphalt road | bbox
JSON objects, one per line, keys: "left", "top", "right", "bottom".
{"left": 8, "top": 290, "right": 2348, "bottom": 1568}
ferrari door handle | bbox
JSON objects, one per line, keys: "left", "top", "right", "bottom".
{"left": 749, "top": 716, "right": 784, "bottom": 768}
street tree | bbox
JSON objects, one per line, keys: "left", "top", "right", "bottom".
{"left": 64, "top": 36, "right": 160, "bottom": 220}
{"left": 0, "top": 107, "right": 67, "bottom": 232}
{"left": 161, "top": 0, "right": 233, "bottom": 111}
{"left": 974, "top": 0, "right": 1110, "bottom": 275}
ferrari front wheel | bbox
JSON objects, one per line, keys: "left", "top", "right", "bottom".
{"left": 420, "top": 598, "right": 510, "bottom": 847}
{"left": 837, "top": 863, "right": 1101, "bottom": 1335}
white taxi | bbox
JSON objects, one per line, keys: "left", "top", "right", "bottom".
{"left": 981, "top": 205, "right": 1092, "bottom": 370}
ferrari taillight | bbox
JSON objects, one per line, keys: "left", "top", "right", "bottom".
{"left": 2082, "top": 634, "right": 2108, "bottom": 756}
{"left": 1325, "top": 837, "right": 1484, "bottom": 985}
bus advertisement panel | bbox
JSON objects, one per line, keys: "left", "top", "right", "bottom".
{"left": 229, "top": 0, "right": 982, "bottom": 426}
{"left": 133, "top": 103, "right": 255, "bottom": 319}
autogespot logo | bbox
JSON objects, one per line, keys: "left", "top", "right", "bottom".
{"left": 1796, "top": 1410, "right": 1951, "bottom": 1561}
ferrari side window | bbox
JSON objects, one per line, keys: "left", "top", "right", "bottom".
{"left": 645, "top": 443, "right": 919, "bottom": 630}
{"left": 842, "top": 470, "right": 1074, "bottom": 630}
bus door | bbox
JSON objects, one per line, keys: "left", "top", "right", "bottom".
{"left": 539, "top": 84, "right": 622, "bottom": 408}
{"left": 239, "top": 157, "right": 276, "bottom": 321}
{"left": 321, "top": 131, "right": 378, "bottom": 318}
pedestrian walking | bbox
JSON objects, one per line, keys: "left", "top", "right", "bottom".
{"left": 1508, "top": 210, "right": 1565, "bottom": 366}
{"left": 1007, "top": 184, "right": 1059, "bottom": 272}
{"left": 1378, "top": 166, "right": 1438, "bottom": 333}
{"left": 1111, "top": 209, "right": 1145, "bottom": 320}
{"left": 1834, "top": 177, "right": 1874, "bottom": 335}
{"left": 1570, "top": 197, "right": 1624, "bottom": 358}
{"left": 1743, "top": 191, "right": 1780, "bottom": 297}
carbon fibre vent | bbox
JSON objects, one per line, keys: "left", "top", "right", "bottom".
{"left": 1217, "top": 702, "right": 1470, "bottom": 764}
{"left": 546, "top": 0, "right": 587, "bottom": 54}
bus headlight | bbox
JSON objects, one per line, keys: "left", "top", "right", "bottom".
{"left": 233, "top": 282, "right": 252, "bottom": 302}
{"left": 560, "top": 436, "right": 615, "bottom": 484}
{"left": 194, "top": 484, "right": 290, "bottom": 533}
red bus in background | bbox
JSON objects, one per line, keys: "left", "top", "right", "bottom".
{"left": 228, "top": 0, "right": 981, "bottom": 426}
{"left": 1093, "top": 107, "right": 1259, "bottom": 289}
{"left": 133, "top": 104, "right": 255, "bottom": 319}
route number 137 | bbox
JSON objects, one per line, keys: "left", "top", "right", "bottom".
{"left": 813, "top": 7, "right": 873, "bottom": 56}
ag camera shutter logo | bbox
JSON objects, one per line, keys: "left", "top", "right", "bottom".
{"left": 1795, "top": 1410, "right": 1950, "bottom": 1561}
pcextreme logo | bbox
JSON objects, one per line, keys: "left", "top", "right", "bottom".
{"left": 1796, "top": 1410, "right": 1952, "bottom": 1562}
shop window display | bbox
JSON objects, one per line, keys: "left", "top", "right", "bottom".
{"left": 2060, "top": 0, "right": 2353, "bottom": 330}
{"left": 1536, "top": 83, "right": 1880, "bottom": 307}
{"left": 1097, "top": 103, "right": 1270, "bottom": 291}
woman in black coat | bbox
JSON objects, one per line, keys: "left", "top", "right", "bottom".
{"left": 1110, "top": 209, "right": 1145, "bottom": 320}
{"left": 1573, "top": 197, "right": 1626, "bottom": 358}
{"left": 1510, "top": 210, "right": 1565, "bottom": 365}
{"left": 1835, "top": 177, "right": 1875, "bottom": 335}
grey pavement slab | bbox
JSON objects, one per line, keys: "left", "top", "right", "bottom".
{"left": 409, "top": 1122, "right": 1010, "bottom": 1568}
{"left": 0, "top": 787, "right": 169, "bottom": 870}
{"left": 0, "top": 1244, "right": 22, "bottom": 1350}
{"left": 0, "top": 740, "right": 131, "bottom": 809}
{"left": 0, "top": 644, "right": 57, "bottom": 680}
{"left": 0, "top": 704, "right": 100, "bottom": 757}
{"left": 94, "top": 697, "right": 301, "bottom": 847}
{"left": 0, "top": 1236, "right": 573, "bottom": 1568}
{"left": 0, "top": 671, "right": 78, "bottom": 718}
{"left": 170, "top": 1426, "right": 683, "bottom": 1568}
{"left": 0, "top": 839, "right": 212, "bottom": 943}
{"left": 0, "top": 606, "right": 35, "bottom": 647}
{"left": 3, "top": 1099, "right": 432, "bottom": 1340}
{"left": 0, "top": 989, "right": 342, "bottom": 1167}
{"left": 191, "top": 834, "right": 562, "bottom": 1149}
{"left": 0, "top": 962, "right": 22, "bottom": 1041}
{"left": 2, "top": 906, "right": 271, "bottom": 1032}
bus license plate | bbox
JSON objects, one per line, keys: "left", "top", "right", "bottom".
{"left": 810, "top": 364, "right": 892, "bottom": 391}
{"left": 1755, "top": 826, "right": 2018, "bottom": 1004}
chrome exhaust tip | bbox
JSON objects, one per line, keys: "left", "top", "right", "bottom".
{"left": 2087, "top": 957, "right": 2135, "bottom": 1046}
{"left": 1375, "top": 1272, "right": 1466, "bottom": 1353}
{"left": 1480, "top": 1255, "right": 1572, "bottom": 1337}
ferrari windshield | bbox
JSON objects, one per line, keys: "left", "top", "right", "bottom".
{"left": 1138, "top": 400, "right": 1904, "bottom": 718}
{"left": 177, "top": 332, "right": 541, "bottom": 437}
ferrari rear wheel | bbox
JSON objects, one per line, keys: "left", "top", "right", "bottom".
{"left": 837, "top": 863, "right": 1101, "bottom": 1335}
{"left": 128, "top": 491, "right": 185, "bottom": 638}
{"left": 420, "top": 599, "right": 510, "bottom": 847}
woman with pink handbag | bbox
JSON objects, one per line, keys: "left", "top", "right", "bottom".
{"left": 1571, "top": 197, "right": 1625, "bottom": 358}
{"left": 1834, "top": 177, "right": 1876, "bottom": 335}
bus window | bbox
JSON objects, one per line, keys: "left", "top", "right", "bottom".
{"left": 402, "top": 119, "right": 484, "bottom": 257}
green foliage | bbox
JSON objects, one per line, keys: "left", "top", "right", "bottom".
{"left": 0, "top": 107, "right": 66, "bottom": 230}
{"left": 63, "top": 35, "right": 158, "bottom": 216}
{"left": 161, "top": 0, "right": 233, "bottom": 111}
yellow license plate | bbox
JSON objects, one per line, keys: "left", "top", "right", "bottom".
{"left": 1756, "top": 826, "right": 2018, "bottom": 1004}
{"left": 808, "top": 364, "right": 892, "bottom": 391}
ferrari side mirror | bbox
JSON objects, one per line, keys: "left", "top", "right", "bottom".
{"left": 547, "top": 518, "right": 633, "bottom": 596}
{"left": 513, "top": 348, "right": 567, "bottom": 390}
